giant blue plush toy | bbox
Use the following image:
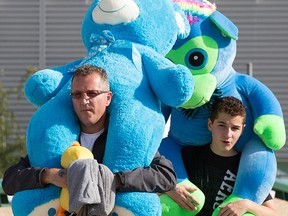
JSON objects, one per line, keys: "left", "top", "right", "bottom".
{"left": 159, "top": 0, "right": 286, "bottom": 215}
{"left": 11, "top": 0, "right": 194, "bottom": 216}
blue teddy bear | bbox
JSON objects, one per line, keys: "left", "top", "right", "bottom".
{"left": 11, "top": 0, "right": 194, "bottom": 216}
{"left": 159, "top": 0, "right": 286, "bottom": 215}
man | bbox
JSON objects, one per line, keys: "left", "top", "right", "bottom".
{"left": 165, "top": 96, "right": 277, "bottom": 216}
{"left": 2, "top": 64, "right": 176, "bottom": 214}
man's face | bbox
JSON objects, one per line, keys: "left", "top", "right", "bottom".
{"left": 71, "top": 73, "right": 112, "bottom": 133}
{"left": 208, "top": 112, "right": 244, "bottom": 156}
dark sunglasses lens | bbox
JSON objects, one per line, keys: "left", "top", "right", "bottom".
{"left": 86, "top": 91, "right": 98, "bottom": 98}
{"left": 71, "top": 92, "right": 82, "bottom": 99}
{"left": 71, "top": 90, "right": 107, "bottom": 99}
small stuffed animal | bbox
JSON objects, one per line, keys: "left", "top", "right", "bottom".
{"left": 11, "top": 0, "right": 194, "bottom": 215}
{"left": 57, "top": 142, "right": 115, "bottom": 216}
{"left": 58, "top": 141, "right": 94, "bottom": 213}
{"left": 160, "top": 0, "right": 286, "bottom": 215}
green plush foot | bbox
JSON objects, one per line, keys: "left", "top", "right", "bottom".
{"left": 212, "top": 194, "right": 255, "bottom": 216}
{"left": 160, "top": 180, "right": 205, "bottom": 216}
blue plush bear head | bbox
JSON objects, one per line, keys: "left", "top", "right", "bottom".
{"left": 81, "top": 0, "right": 190, "bottom": 55}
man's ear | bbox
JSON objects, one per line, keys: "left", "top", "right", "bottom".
{"left": 106, "top": 91, "right": 113, "bottom": 106}
{"left": 173, "top": 3, "right": 190, "bottom": 39}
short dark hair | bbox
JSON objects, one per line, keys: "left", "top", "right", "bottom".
{"left": 210, "top": 96, "right": 246, "bottom": 124}
{"left": 72, "top": 64, "right": 110, "bottom": 90}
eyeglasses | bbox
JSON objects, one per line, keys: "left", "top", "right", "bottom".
{"left": 70, "top": 90, "right": 110, "bottom": 99}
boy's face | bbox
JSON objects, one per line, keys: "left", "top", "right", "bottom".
{"left": 208, "top": 112, "right": 244, "bottom": 157}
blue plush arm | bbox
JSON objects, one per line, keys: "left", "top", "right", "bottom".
{"left": 236, "top": 73, "right": 286, "bottom": 150}
{"left": 24, "top": 59, "right": 82, "bottom": 106}
{"left": 141, "top": 48, "right": 194, "bottom": 107}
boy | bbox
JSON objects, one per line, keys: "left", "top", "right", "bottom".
{"left": 166, "top": 96, "right": 277, "bottom": 216}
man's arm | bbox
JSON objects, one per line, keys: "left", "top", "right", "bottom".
{"left": 115, "top": 151, "right": 177, "bottom": 193}
{"left": 2, "top": 156, "right": 67, "bottom": 195}
{"left": 2, "top": 156, "right": 45, "bottom": 195}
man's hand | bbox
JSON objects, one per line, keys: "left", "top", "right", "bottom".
{"left": 41, "top": 168, "right": 68, "bottom": 188}
{"left": 165, "top": 184, "right": 199, "bottom": 211}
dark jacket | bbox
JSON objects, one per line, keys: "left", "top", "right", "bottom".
{"left": 2, "top": 129, "right": 176, "bottom": 195}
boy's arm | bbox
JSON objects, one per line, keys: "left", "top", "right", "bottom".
{"left": 218, "top": 197, "right": 278, "bottom": 216}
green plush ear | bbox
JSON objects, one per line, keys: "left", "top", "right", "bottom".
{"left": 212, "top": 194, "right": 255, "bottom": 216}
{"left": 254, "top": 114, "right": 286, "bottom": 150}
{"left": 160, "top": 180, "right": 205, "bottom": 216}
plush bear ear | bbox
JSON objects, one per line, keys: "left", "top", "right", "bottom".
{"left": 210, "top": 11, "right": 239, "bottom": 40}
{"left": 173, "top": 3, "right": 190, "bottom": 39}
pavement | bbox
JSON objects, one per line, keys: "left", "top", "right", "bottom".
{"left": 1, "top": 198, "right": 288, "bottom": 216}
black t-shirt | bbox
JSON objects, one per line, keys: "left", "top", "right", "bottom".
{"left": 182, "top": 145, "right": 241, "bottom": 216}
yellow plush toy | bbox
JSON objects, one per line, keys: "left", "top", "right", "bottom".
{"left": 57, "top": 141, "right": 94, "bottom": 215}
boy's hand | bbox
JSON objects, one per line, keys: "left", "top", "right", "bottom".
{"left": 218, "top": 199, "right": 248, "bottom": 216}
{"left": 166, "top": 184, "right": 199, "bottom": 211}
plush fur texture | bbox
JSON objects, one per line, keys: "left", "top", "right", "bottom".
{"left": 160, "top": 0, "right": 286, "bottom": 215}
{"left": 11, "top": 0, "right": 194, "bottom": 215}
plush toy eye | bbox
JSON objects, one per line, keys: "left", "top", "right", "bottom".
{"left": 185, "top": 48, "right": 208, "bottom": 70}
{"left": 166, "top": 36, "right": 218, "bottom": 75}
{"left": 184, "top": 36, "right": 218, "bottom": 75}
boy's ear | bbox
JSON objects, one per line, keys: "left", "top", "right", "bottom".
{"left": 208, "top": 118, "right": 213, "bottom": 131}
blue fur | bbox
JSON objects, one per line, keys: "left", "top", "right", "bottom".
{"left": 12, "top": 1, "right": 193, "bottom": 215}
{"left": 160, "top": 8, "right": 286, "bottom": 213}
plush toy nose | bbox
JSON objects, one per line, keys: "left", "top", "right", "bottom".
{"left": 92, "top": 0, "right": 140, "bottom": 25}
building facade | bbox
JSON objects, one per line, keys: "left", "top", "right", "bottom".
{"left": 0, "top": 0, "right": 287, "bottom": 160}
